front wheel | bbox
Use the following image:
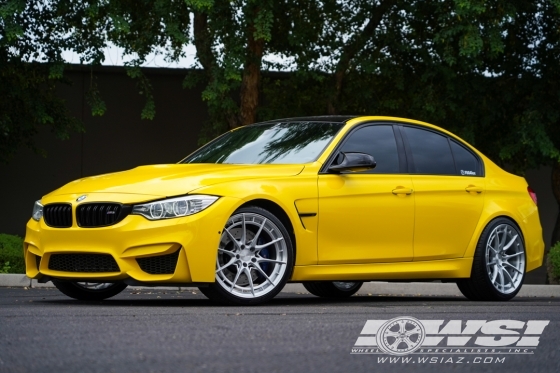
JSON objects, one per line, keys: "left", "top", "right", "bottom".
{"left": 303, "top": 281, "right": 363, "bottom": 298}
{"left": 457, "top": 218, "right": 526, "bottom": 301}
{"left": 52, "top": 280, "right": 128, "bottom": 301}
{"left": 198, "top": 206, "right": 294, "bottom": 306}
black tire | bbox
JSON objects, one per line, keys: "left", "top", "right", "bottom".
{"left": 52, "top": 280, "right": 128, "bottom": 301}
{"left": 303, "top": 281, "right": 363, "bottom": 298}
{"left": 198, "top": 206, "right": 294, "bottom": 306}
{"left": 457, "top": 217, "right": 526, "bottom": 301}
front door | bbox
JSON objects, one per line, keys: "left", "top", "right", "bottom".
{"left": 317, "top": 124, "right": 414, "bottom": 264}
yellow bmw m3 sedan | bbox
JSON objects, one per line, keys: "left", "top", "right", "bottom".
{"left": 24, "top": 116, "right": 544, "bottom": 305}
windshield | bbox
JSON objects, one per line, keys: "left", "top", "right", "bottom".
{"left": 181, "top": 121, "right": 344, "bottom": 164}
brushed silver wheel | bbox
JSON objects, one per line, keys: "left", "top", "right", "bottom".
{"left": 199, "top": 206, "right": 294, "bottom": 305}
{"left": 457, "top": 218, "right": 526, "bottom": 301}
{"left": 485, "top": 223, "right": 525, "bottom": 294}
{"left": 215, "top": 212, "right": 288, "bottom": 298}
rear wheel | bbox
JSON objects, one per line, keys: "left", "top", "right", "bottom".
{"left": 303, "top": 281, "right": 363, "bottom": 298}
{"left": 199, "top": 206, "right": 294, "bottom": 305}
{"left": 52, "top": 280, "right": 128, "bottom": 301}
{"left": 457, "top": 218, "right": 526, "bottom": 301}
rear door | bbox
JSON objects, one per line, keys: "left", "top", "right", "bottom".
{"left": 399, "top": 125, "right": 485, "bottom": 261}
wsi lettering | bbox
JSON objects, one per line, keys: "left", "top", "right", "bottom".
{"left": 352, "top": 317, "right": 549, "bottom": 357}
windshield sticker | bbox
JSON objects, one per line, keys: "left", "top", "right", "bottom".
{"left": 461, "top": 170, "right": 476, "bottom": 176}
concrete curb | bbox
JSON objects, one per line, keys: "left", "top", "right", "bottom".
{"left": 1, "top": 274, "right": 559, "bottom": 297}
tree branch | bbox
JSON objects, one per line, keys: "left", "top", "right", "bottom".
{"left": 328, "top": 0, "right": 398, "bottom": 114}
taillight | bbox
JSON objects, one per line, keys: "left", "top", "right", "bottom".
{"left": 528, "top": 186, "right": 537, "bottom": 205}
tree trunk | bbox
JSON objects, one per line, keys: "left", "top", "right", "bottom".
{"left": 238, "top": 10, "right": 265, "bottom": 128}
{"left": 193, "top": 12, "right": 214, "bottom": 73}
{"left": 326, "top": 0, "right": 397, "bottom": 114}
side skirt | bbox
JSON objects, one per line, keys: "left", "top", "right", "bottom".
{"left": 290, "top": 258, "right": 473, "bottom": 281}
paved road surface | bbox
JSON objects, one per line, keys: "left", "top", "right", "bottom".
{"left": 1, "top": 287, "right": 558, "bottom": 373}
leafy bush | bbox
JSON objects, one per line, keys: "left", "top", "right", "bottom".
{"left": 0, "top": 234, "right": 25, "bottom": 274}
{"left": 548, "top": 242, "right": 560, "bottom": 284}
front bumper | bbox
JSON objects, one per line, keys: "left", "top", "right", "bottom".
{"left": 24, "top": 195, "right": 240, "bottom": 284}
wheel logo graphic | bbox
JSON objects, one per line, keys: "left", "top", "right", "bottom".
{"left": 376, "top": 317, "right": 425, "bottom": 355}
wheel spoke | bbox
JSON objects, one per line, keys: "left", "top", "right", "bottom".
{"left": 224, "top": 227, "right": 240, "bottom": 247}
{"left": 249, "top": 218, "right": 267, "bottom": 247}
{"left": 502, "top": 266, "right": 515, "bottom": 285}
{"left": 218, "top": 248, "right": 236, "bottom": 256}
{"left": 502, "top": 235, "right": 518, "bottom": 252}
{"left": 389, "top": 338, "right": 402, "bottom": 349}
{"left": 255, "top": 237, "right": 284, "bottom": 251}
{"left": 252, "top": 264, "right": 275, "bottom": 287}
{"left": 498, "top": 267, "right": 505, "bottom": 291}
{"left": 257, "top": 257, "right": 286, "bottom": 265}
{"left": 502, "top": 261, "right": 523, "bottom": 274}
{"left": 241, "top": 213, "right": 247, "bottom": 245}
{"left": 491, "top": 233, "right": 500, "bottom": 253}
{"left": 385, "top": 331, "right": 401, "bottom": 338}
{"left": 491, "top": 264, "right": 498, "bottom": 284}
{"left": 499, "top": 228, "right": 507, "bottom": 249}
{"left": 244, "top": 267, "right": 255, "bottom": 296}
{"left": 398, "top": 320, "right": 406, "bottom": 333}
{"left": 405, "top": 327, "right": 421, "bottom": 337}
{"left": 504, "top": 252, "right": 523, "bottom": 260}
{"left": 401, "top": 338, "right": 414, "bottom": 349}
{"left": 216, "top": 257, "right": 237, "bottom": 274}
{"left": 229, "top": 267, "right": 242, "bottom": 292}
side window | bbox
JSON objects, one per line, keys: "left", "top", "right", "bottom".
{"left": 450, "top": 140, "right": 480, "bottom": 176}
{"left": 339, "top": 125, "right": 399, "bottom": 174}
{"left": 402, "top": 126, "right": 455, "bottom": 175}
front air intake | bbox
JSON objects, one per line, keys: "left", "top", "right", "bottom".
{"left": 136, "top": 250, "right": 180, "bottom": 275}
{"left": 43, "top": 204, "right": 72, "bottom": 228}
{"left": 76, "top": 203, "right": 130, "bottom": 228}
{"left": 48, "top": 254, "right": 120, "bottom": 272}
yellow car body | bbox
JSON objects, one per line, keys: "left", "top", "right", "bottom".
{"left": 24, "top": 116, "right": 544, "bottom": 304}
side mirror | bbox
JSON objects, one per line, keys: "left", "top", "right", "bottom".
{"left": 328, "top": 152, "right": 376, "bottom": 173}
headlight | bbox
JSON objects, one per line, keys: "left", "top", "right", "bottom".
{"left": 32, "top": 200, "right": 43, "bottom": 221}
{"left": 131, "top": 195, "right": 219, "bottom": 220}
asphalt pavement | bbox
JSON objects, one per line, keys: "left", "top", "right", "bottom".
{"left": 1, "top": 286, "right": 559, "bottom": 373}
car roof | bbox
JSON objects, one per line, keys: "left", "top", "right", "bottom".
{"left": 257, "top": 115, "right": 359, "bottom": 124}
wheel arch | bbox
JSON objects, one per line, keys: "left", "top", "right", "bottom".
{"left": 464, "top": 212, "right": 526, "bottom": 259}
{"left": 237, "top": 199, "right": 297, "bottom": 262}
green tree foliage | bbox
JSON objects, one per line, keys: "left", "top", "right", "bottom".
{"left": 2, "top": 0, "right": 560, "bottom": 176}
{"left": 0, "top": 0, "right": 193, "bottom": 162}
{"left": 0, "top": 0, "right": 82, "bottom": 163}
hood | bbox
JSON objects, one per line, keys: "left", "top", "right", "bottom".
{"left": 46, "top": 164, "right": 305, "bottom": 198}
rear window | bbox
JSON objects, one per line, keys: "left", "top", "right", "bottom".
{"left": 450, "top": 140, "right": 480, "bottom": 176}
{"left": 402, "top": 126, "right": 455, "bottom": 175}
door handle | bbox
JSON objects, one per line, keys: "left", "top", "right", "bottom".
{"left": 392, "top": 187, "right": 414, "bottom": 195}
{"left": 465, "top": 185, "right": 483, "bottom": 194}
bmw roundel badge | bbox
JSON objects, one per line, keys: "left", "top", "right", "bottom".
{"left": 76, "top": 195, "right": 87, "bottom": 202}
